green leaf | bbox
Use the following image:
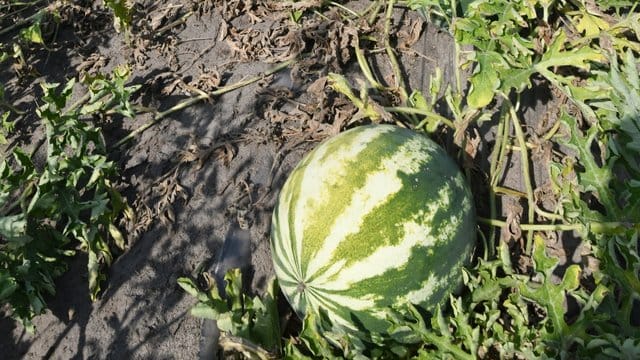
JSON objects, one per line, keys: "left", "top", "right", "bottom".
{"left": 190, "top": 302, "right": 223, "bottom": 320}
{"left": 250, "top": 278, "right": 282, "bottom": 352}
{"left": 408, "top": 90, "right": 442, "bottom": 132}
{"left": 224, "top": 268, "right": 244, "bottom": 311}
{"left": 467, "top": 52, "right": 503, "bottom": 109}
{"left": 433, "top": 303, "right": 451, "bottom": 336}
{"left": 177, "top": 277, "right": 200, "bottom": 297}
{"left": 108, "top": 224, "right": 126, "bottom": 250}
{"left": 290, "top": 10, "right": 303, "bottom": 23}
{"left": 500, "top": 67, "right": 534, "bottom": 93}
{"left": 87, "top": 247, "right": 104, "bottom": 301}
{"left": 405, "top": 0, "right": 457, "bottom": 28}
{"left": 535, "top": 30, "right": 606, "bottom": 72}
{"left": 19, "top": 23, "right": 44, "bottom": 44}
{"left": 1, "top": 77, "right": 129, "bottom": 331}
{"left": 573, "top": 11, "right": 610, "bottom": 37}
{"left": 558, "top": 112, "right": 620, "bottom": 221}
{"left": 518, "top": 236, "right": 586, "bottom": 349}
{"left": 605, "top": 50, "right": 640, "bottom": 175}
{"left": 0, "top": 214, "right": 31, "bottom": 244}
{"left": 295, "top": 311, "right": 340, "bottom": 359}
{"left": 0, "top": 272, "right": 18, "bottom": 300}
{"left": 409, "top": 90, "right": 429, "bottom": 111}
{"left": 470, "top": 279, "right": 501, "bottom": 303}
{"left": 0, "top": 112, "right": 11, "bottom": 145}
{"left": 104, "top": 0, "right": 132, "bottom": 33}
{"left": 180, "top": 269, "right": 285, "bottom": 355}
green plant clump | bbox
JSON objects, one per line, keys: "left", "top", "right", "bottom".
{"left": 0, "top": 75, "right": 134, "bottom": 332}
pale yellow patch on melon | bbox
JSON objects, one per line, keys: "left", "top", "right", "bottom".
{"left": 303, "top": 136, "right": 433, "bottom": 279}
{"left": 304, "top": 170, "right": 404, "bottom": 278}
{"left": 293, "top": 126, "right": 395, "bottom": 272}
{"left": 405, "top": 274, "right": 438, "bottom": 303}
{"left": 316, "top": 220, "right": 436, "bottom": 291}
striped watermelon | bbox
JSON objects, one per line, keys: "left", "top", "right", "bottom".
{"left": 270, "top": 124, "right": 475, "bottom": 336}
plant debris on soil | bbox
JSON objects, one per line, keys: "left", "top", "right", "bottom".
{"left": 1, "top": 0, "right": 639, "bottom": 359}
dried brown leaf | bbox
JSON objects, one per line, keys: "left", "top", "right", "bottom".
{"left": 76, "top": 53, "right": 108, "bottom": 81}
{"left": 218, "top": 19, "right": 229, "bottom": 41}
{"left": 192, "top": 64, "right": 222, "bottom": 92}
{"left": 534, "top": 182, "right": 559, "bottom": 215}
{"left": 149, "top": 5, "right": 182, "bottom": 31}
{"left": 269, "top": 26, "right": 305, "bottom": 62}
{"left": 463, "top": 129, "right": 481, "bottom": 169}
{"left": 397, "top": 17, "right": 424, "bottom": 50}
{"left": 153, "top": 172, "right": 189, "bottom": 228}
{"left": 307, "top": 76, "right": 328, "bottom": 97}
{"left": 213, "top": 142, "right": 236, "bottom": 167}
{"left": 128, "top": 198, "right": 153, "bottom": 241}
{"left": 502, "top": 197, "right": 523, "bottom": 243}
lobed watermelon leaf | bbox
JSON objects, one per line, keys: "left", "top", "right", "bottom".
{"left": 517, "top": 236, "right": 588, "bottom": 353}
{"left": 178, "top": 269, "right": 282, "bottom": 357}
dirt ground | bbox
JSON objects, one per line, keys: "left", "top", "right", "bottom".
{"left": 0, "top": 1, "right": 564, "bottom": 359}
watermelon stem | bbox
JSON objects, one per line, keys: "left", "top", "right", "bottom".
{"left": 507, "top": 98, "right": 536, "bottom": 255}
{"left": 488, "top": 105, "right": 511, "bottom": 258}
{"left": 478, "top": 217, "right": 638, "bottom": 235}
{"left": 385, "top": 106, "right": 455, "bottom": 129}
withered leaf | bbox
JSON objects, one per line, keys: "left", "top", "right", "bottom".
{"left": 213, "top": 142, "right": 236, "bottom": 167}
{"left": 397, "top": 17, "right": 424, "bottom": 50}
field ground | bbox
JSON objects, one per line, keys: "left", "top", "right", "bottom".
{"left": 1, "top": 1, "right": 635, "bottom": 359}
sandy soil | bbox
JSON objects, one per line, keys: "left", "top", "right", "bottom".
{"left": 0, "top": 1, "right": 564, "bottom": 358}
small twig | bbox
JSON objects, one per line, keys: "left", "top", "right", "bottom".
{"left": 176, "top": 37, "right": 216, "bottom": 45}
{"left": 0, "top": 8, "right": 44, "bottom": 37}
{"left": 156, "top": 11, "right": 193, "bottom": 36}
{"left": 114, "top": 59, "right": 293, "bottom": 148}
{"left": 492, "top": 108, "right": 512, "bottom": 186}
{"left": 66, "top": 92, "right": 93, "bottom": 113}
{"left": 0, "top": 0, "right": 44, "bottom": 10}
{"left": 311, "top": 10, "right": 331, "bottom": 22}
{"left": 494, "top": 186, "right": 527, "bottom": 198}
{"left": 354, "top": 37, "right": 385, "bottom": 90}
{"left": 384, "top": 106, "right": 454, "bottom": 129}
{"left": 0, "top": 0, "right": 45, "bottom": 22}
{"left": 506, "top": 143, "right": 534, "bottom": 151}
{"left": 534, "top": 207, "right": 563, "bottom": 221}
{"left": 542, "top": 117, "right": 561, "bottom": 141}
{"left": 366, "top": 1, "right": 383, "bottom": 26}
{"left": 477, "top": 226, "right": 489, "bottom": 260}
{"left": 329, "top": 1, "right": 359, "bottom": 18}
{"left": 0, "top": 101, "right": 26, "bottom": 115}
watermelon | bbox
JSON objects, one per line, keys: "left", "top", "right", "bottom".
{"left": 270, "top": 124, "right": 476, "bottom": 336}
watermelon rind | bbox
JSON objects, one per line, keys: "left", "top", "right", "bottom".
{"left": 271, "top": 124, "right": 476, "bottom": 335}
